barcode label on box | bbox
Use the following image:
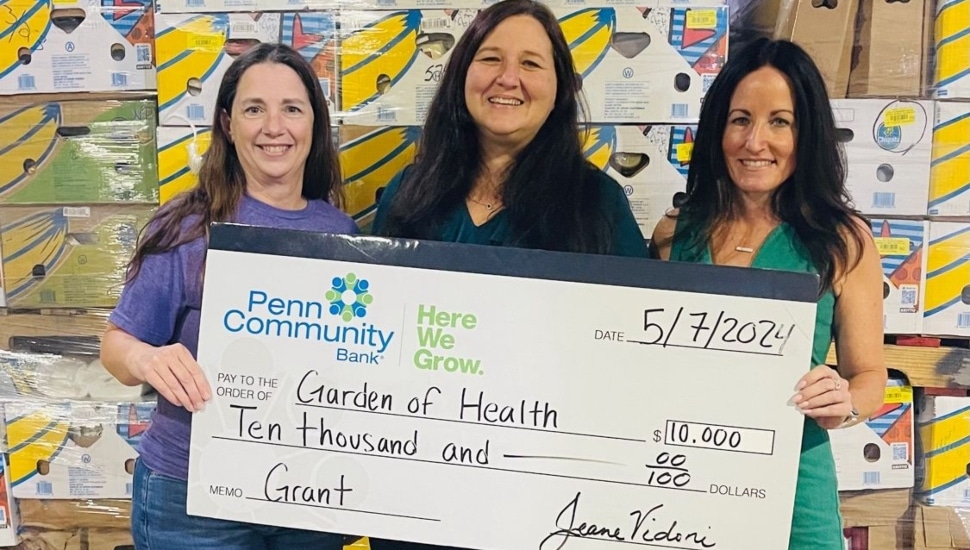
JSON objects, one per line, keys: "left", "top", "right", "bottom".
{"left": 422, "top": 17, "right": 451, "bottom": 29}
{"left": 872, "top": 192, "right": 895, "bottom": 208}
{"left": 36, "top": 481, "right": 53, "bottom": 496}
{"left": 892, "top": 442, "right": 908, "bottom": 461}
{"left": 17, "top": 74, "right": 36, "bottom": 91}
{"left": 0, "top": 506, "right": 6, "bottom": 526}
{"left": 231, "top": 20, "right": 257, "bottom": 35}
{"left": 376, "top": 106, "right": 396, "bottom": 123}
{"left": 127, "top": 482, "right": 133, "bottom": 496}
{"left": 136, "top": 44, "right": 151, "bottom": 64}
{"left": 187, "top": 104, "right": 205, "bottom": 121}
{"left": 111, "top": 72, "right": 128, "bottom": 87}
{"left": 186, "top": 0, "right": 204, "bottom": 7}
{"left": 702, "top": 73, "right": 716, "bottom": 94}
{"left": 959, "top": 312, "right": 970, "bottom": 328}
{"left": 863, "top": 471, "right": 880, "bottom": 486}
{"left": 63, "top": 207, "right": 91, "bottom": 217}
{"left": 670, "top": 104, "right": 688, "bottom": 118}
{"left": 39, "top": 290, "right": 56, "bottom": 303}
{"left": 900, "top": 285, "right": 917, "bottom": 307}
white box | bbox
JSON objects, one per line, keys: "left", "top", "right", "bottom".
{"left": 1, "top": 0, "right": 155, "bottom": 94}
{"left": 830, "top": 99, "right": 932, "bottom": 216}
{"left": 871, "top": 219, "right": 927, "bottom": 335}
{"left": 557, "top": 6, "right": 727, "bottom": 123}
{"left": 829, "top": 379, "right": 914, "bottom": 491}
{"left": 586, "top": 124, "right": 694, "bottom": 239}
{"left": 337, "top": 10, "right": 478, "bottom": 125}
{"left": 4, "top": 401, "right": 154, "bottom": 499}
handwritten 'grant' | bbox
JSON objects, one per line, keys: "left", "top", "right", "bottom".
{"left": 539, "top": 492, "right": 716, "bottom": 550}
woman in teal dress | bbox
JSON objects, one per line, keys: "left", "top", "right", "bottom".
{"left": 651, "top": 38, "right": 887, "bottom": 550}
{"left": 372, "top": 0, "right": 646, "bottom": 258}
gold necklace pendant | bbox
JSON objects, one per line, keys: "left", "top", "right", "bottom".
{"left": 735, "top": 246, "right": 754, "bottom": 253}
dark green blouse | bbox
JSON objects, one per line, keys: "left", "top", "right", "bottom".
{"left": 671, "top": 219, "right": 842, "bottom": 550}
{"left": 371, "top": 168, "right": 649, "bottom": 257}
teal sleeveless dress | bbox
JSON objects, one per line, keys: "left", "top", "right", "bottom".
{"left": 671, "top": 220, "right": 843, "bottom": 550}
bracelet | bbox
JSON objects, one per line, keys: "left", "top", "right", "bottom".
{"left": 839, "top": 405, "right": 861, "bottom": 428}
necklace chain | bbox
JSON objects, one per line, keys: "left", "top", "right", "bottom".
{"left": 468, "top": 195, "right": 500, "bottom": 210}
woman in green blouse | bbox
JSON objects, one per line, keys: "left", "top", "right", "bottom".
{"left": 372, "top": 0, "right": 646, "bottom": 258}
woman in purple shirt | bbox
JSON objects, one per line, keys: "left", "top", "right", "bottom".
{"left": 101, "top": 44, "right": 357, "bottom": 549}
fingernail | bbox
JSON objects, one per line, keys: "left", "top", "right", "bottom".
{"left": 796, "top": 381, "right": 806, "bottom": 390}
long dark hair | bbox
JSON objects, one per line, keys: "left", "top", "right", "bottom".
{"left": 128, "top": 43, "right": 341, "bottom": 279}
{"left": 379, "top": 0, "right": 615, "bottom": 253}
{"left": 675, "top": 37, "right": 866, "bottom": 291}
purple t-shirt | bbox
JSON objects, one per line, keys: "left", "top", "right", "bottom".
{"left": 109, "top": 194, "right": 358, "bottom": 480}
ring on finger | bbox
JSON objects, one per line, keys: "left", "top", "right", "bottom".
{"left": 834, "top": 377, "right": 842, "bottom": 391}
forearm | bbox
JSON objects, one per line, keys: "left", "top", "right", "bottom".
{"left": 846, "top": 368, "right": 888, "bottom": 421}
{"left": 100, "top": 326, "right": 151, "bottom": 387}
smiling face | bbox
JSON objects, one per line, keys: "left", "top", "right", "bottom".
{"left": 464, "top": 14, "right": 558, "bottom": 153}
{"left": 721, "top": 66, "right": 797, "bottom": 199}
{"left": 225, "top": 62, "right": 314, "bottom": 192}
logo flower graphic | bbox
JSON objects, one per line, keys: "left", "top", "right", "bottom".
{"left": 326, "top": 273, "right": 372, "bottom": 321}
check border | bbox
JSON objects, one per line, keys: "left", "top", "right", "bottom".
{"left": 209, "top": 223, "right": 819, "bottom": 303}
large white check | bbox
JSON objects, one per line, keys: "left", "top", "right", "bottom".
{"left": 188, "top": 224, "right": 820, "bottom": 550}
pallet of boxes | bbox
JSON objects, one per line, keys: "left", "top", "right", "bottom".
{"left": 0, "top": 0, "right": 160, "bottom": 546}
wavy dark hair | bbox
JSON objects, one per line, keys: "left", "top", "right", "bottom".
{"left": 127, "top": 43, "right": 341, "bottom": 279}
{"left": 378, "top": 0, "right": 616, "bottom": 253}
{"left": 673, "top": 37, "right": 866, "bottom": 292}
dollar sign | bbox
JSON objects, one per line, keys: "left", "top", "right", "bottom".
{"left": 653, "top": 430, "right": 662, "bottom": 442}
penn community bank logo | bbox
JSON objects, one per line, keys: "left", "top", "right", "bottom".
{"left": 326, "top": 273, "right": 373, "bottom": 321}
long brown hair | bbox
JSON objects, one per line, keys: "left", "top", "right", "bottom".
{"left": 379, "top": 0, "right": 618, "bottom": 254}
{"left": 128, "top": 43, "right": 341, "bottom": 279}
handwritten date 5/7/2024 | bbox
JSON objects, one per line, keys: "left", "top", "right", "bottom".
{"left": 633, "top": 308, "right": 796, "bottom": 354}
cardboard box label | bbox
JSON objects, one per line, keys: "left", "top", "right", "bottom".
{"left": 874, "top": 237, "right": 912, "bottom": 255}
{"left": 884, "top": 106, "right": 917, "bottom": 127}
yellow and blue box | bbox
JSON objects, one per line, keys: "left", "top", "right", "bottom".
{"left": 829, "top": 378, "right": 914, "bottom": 490}
{"left": 0, "top": 205, "right": 154, "bottom": 309}
{"left": 4, "top": 400, "right": 154, "bottom": 499}
{"left": 0, "top": 0, "right": 155, "bottom": 95}
{"left": 583, "top": 124, "right": 694, "bottom": 239}
{"left": 924, "top": 221, "right": 970, "bottom": 336}
{"left": 917, "top": 394, "right": 970, "bottom": 506}
{"left": 556, "top": 6, "right": 727, "bottom": 123}
{"left": 929, "top": 100, "right": 970, "bottom": 216}
{"left": 156, "top": 12, "right": 337, "bottom": 127}
{"left": 934, "top": 0, "right": 970, "bottom": 99}
{"left": 830, "top": 99, "right": 932, "bottom": 216}
{"left": 337, "top": 10, "right": 478, "bottom": 126}
{"left": 0, "top": 94, "right": 158, "bottom": 205}
{"left": 339, "top": 125, "right": 421, "bottom": 230}
{"left": 157, "top": 125, "right": 212, "bottom": 205}
{"left": 870, "top": 219, "right": 927, "bottom": 335}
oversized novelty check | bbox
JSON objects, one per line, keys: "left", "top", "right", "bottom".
{"left": 188, "top": 223, "right": 818, "bottom": 550}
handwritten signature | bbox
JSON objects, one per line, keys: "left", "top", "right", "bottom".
{"left": 539, "top": 492, "right": 716, "bottom": 550}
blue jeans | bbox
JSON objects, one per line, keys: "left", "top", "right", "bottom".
{"left": 132, "top": 459, "right": 346, "bottom": 550}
